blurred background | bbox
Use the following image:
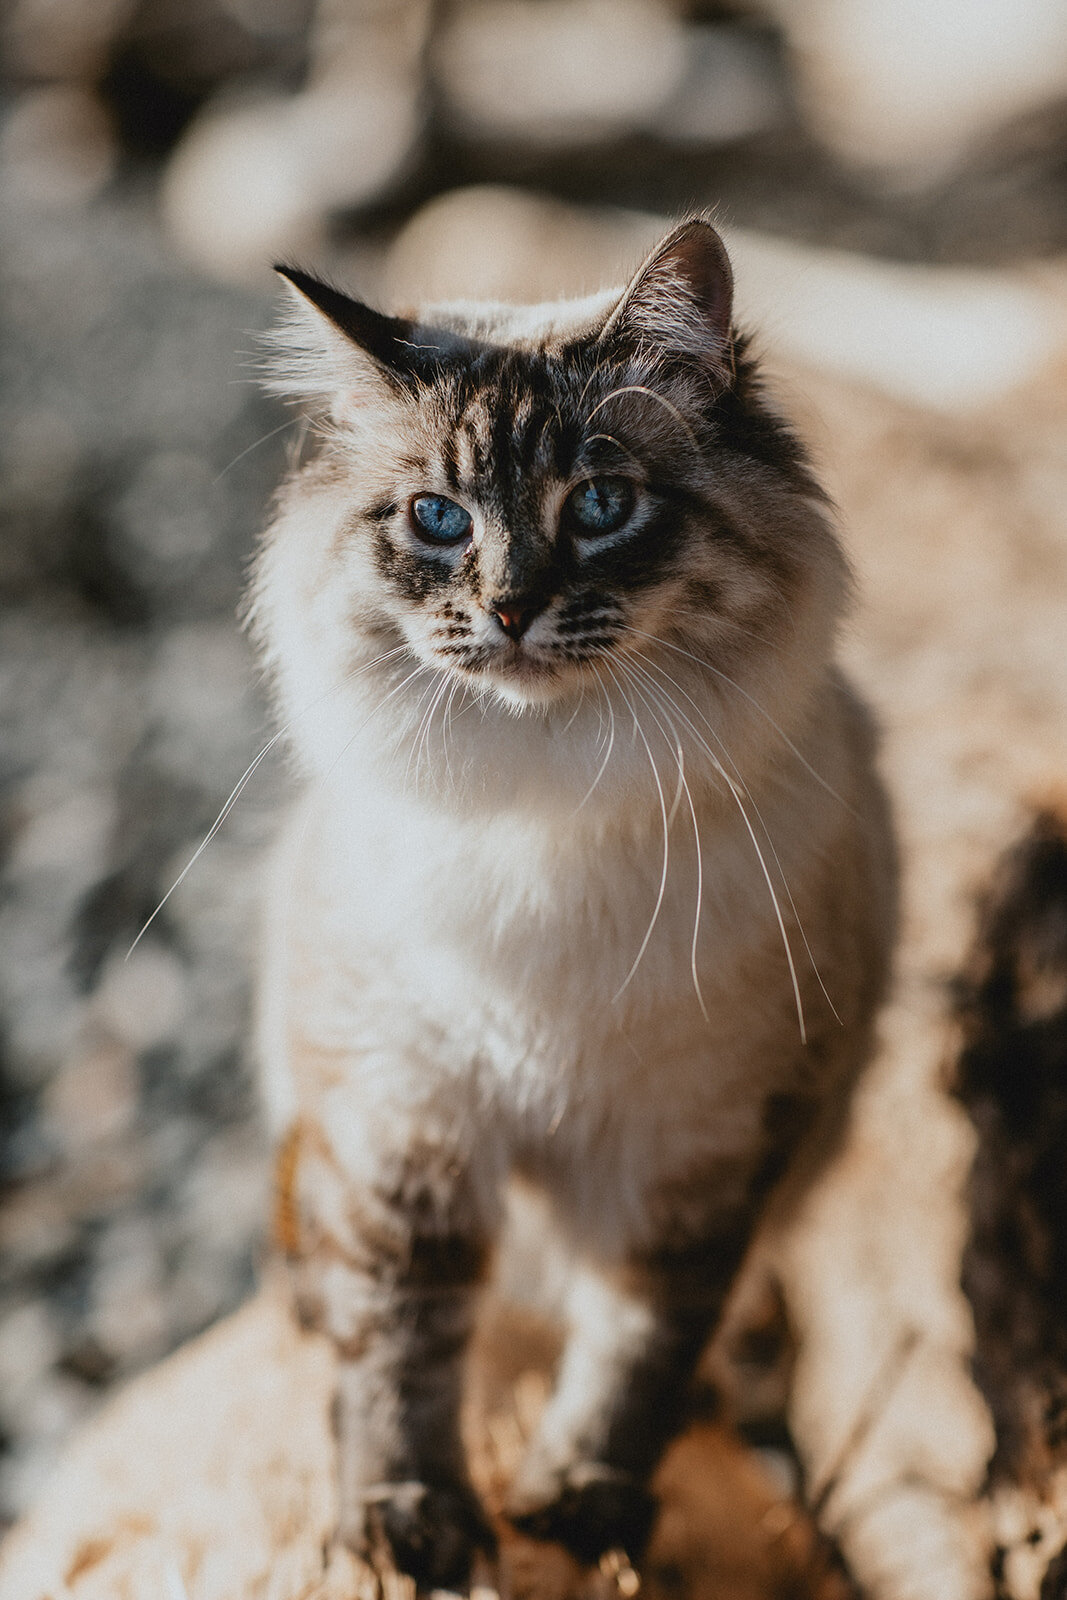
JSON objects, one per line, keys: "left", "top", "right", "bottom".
{"left": 1, "top": 0, "right": 1066, "bottom": 1535}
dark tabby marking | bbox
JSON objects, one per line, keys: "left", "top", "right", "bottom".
{"left": 953, "top": 804, "right": 1067, "bottom": 1592}
{"left": 954, "top": 803, "right": 1067, "bottom": 1484}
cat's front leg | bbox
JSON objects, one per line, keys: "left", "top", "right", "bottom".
{"left": 507, "top": 1236, "right": 745, "bottom": 1565}
{"left": 277, "top": 1114, "right": 499, "bottom": 1588}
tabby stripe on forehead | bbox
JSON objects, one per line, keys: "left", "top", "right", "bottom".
{"left": 440, "top": 433, "right": 461, "bottom": 495}
{"left": 490, "top": 394, "right": 521, "bottom": 496}
{"left": 514, "top": 401, "right": 556, "bottom": 480}
{"left": 457, "top": 414, "right": 486, "bottom": 484}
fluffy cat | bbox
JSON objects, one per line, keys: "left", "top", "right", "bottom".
{"left": 250, "top": 219, "right": 897, "bottom": 1587}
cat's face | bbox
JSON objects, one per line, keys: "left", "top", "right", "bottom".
{"left": 256, "top": 222, "right": 847, "bottom": 790}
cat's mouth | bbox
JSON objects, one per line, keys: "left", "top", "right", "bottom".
{"left": 432, "top": 640, "right": 586, "bottom": 704}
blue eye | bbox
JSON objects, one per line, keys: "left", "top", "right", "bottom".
{"left": 410, "top": 494, "right": 473, "bottom": 545}
{"left": 565, "top": 477, "right": 635, "bottom": 537}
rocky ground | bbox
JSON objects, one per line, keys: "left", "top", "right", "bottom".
{"left": 1, "top": 0, "right": 1065, "bottom": 1538}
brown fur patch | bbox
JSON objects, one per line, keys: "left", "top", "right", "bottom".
{"left": 273, "top": 1121, "right": 304, "bottom": 1257}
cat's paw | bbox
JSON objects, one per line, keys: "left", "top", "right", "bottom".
{"left": 507, "top": 1468, "right": 656, "bottom": 1566}
{"left": 348, "top": 1480, "right": 497, "bottom": 1589}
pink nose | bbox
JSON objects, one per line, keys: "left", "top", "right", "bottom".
{"left": 492, "top": 603, "right": 539, "bottom": 641}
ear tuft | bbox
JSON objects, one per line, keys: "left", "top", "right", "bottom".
{"left": 273, "top": 265, "right": 419, "bottom": 377}
{"left": 601, "top": 219, "right": 734, "bottom": 375}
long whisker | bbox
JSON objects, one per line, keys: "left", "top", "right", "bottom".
{"left": 603, "top": 661, "right": 672, "bottom": 1005}
{"left": 405, "top": 669, "right": 449, "bottom": 795}
{"left": 616, "top": 660, "right": 708, "bottom": 1021}
{"left": 561, "top": 683, "right": 587, "bottom": 737}
{"left": 619, "top": 624, "right": 854, "bottom": 817}
{"left": 423, "top": 672, "right": 453, "bottom": 793}
{"left": 126, "top": 643, "right": 409, "bottom": 959}
{"left": 573, "top": 671, "right": 617, "bottom": 815}
{"left": 306, "top": 660, "right": 431, "bottom": 844}
{"left": 441, "top": 678, "right": 461, "bottom": 790}
{"left": 586, "top": 386, "right": 699, "bottom": 455}
{"left": 622, "top": 650, "right": 808, "bottom": 1040}
{"left": 212, "top": 413, "right": 307, "bottom": 484}
{"left": 629, "top": 646, "right": 841, "bottom": 1028}
{"left": 584, "top": 431, "right": 643, "bottom": 472}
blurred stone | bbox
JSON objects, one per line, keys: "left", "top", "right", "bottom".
{"left": 44, "top": 1034, "right": 138, "bottom": 1151}
{"left": 2, "top": 0, "right": 135, "bottom": 80}
{"left": 145, "top": 622, "right": 260, "bottom": 785}
{"left": 89, "top": 1216, "right": 169, "bottom": 1365}
{"left": 160, "top": 96, "right": 329, "bottom": 285}
{"left": 0, "top": 88, "right": 118, "bottom": 210}
{"left": 91, "top": 947, "right": 188, "bottom": 1053}
{"left": 762, "top": 0, "right": 1067, "bottom": 183}
{"left": 388, "top": 185, "right": 666, "bottom": 306}
{"left": 8, "top": 791, "right": 115, "bottom": 884}
{"left": 116, "top": 451, "right": 218, "bottom": 569}
{"left": 162, "top": 0, "right": 431, "bottom": 284}
{"left": 653, "top": 24, "right": 785, "bottom": 146}
{"left": 177, "top": 1132, "right": 267, "bottom": 1260}
{"left": 0, "top": 1305, "right": 62, "bottom": 1427}
{"left": 435, "top": 0, "right": 687, "bottom": 145}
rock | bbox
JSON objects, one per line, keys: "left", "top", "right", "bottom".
{"left": 0, "top": 87, "right": 117, "bottom": 210}
{"left": 161, "top": 0, "right": 432, "bottom": 284}
{"left": 433, "top": 0, "right": 688, "bottom": 146}
{"left": 761, "top": 0, "right": 1067, "bottom": 183}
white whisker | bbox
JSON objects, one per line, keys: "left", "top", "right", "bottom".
{"left": 126, "top": 643, "right": 409, "bottom": 959}
{"left": 616, "top": 660, "right": 708, "bottom": 1022}
{"left": 584, "top": 431, "right": 643, "bottom": 472}
{"left": 587, "top": 386, "right": 699, "bottom": 454}
{"left": 405, "top": 669, "right": 449, "bottom": 796}
{"left": 561, "top": 684, "right": 587, "bottom": 737}
{"left": 619, "top": 624, "right": 854, "bottom": 817}
{"left": 212, "top": 414, "right": 307, "bottom": 484}
{"left": 441, "top": 678, "right": 462, "bottom": 790}
{"left": 629, "top": 645, "right": 841, "bottom": 1030}
{"left": 603, "top": 662, "right": 672, "bottom": 1005}
{"left": 621, "top": 650, "right": 807, "bottom": 1040}
{"left": 293, "top": 659, "right": 431, "bottom": 867}
{"left": 573, "top": 671, "right": 617, "bottom": 816}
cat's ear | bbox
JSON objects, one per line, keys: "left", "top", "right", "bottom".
{"left": 599, "top": 219, "right": 734, "bottom": 379}
{"left": 266, "top": 266, "right": 429, "bottom": 422}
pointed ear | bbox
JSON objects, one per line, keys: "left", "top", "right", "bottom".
{"left": 265, "top": 266, "right": 436, "bottom": 420}
{"left": 274, "top": 266, "right": 422, "bottom": 374}
{"left": 599, "top": 220, "right": 734, "bottom": 377}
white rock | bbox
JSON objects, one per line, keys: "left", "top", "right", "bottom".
{"left": 161, "top": 0, "right": 431, "bottom": 285}
{"left": 45, "top": 1033, "right": 138, "bottom": 1150}
{"left": 0, "top": 86, "right": 117, "bottom": 209}
{"left": 762, "top": 0, "right": 1067, "bottom": 182}
{"left": 434, "top": 0, "right": 687, "bottom": 144}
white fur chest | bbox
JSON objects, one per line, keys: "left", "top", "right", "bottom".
{"left": 261, "top": 765, "right": 814, "bottom": 1255}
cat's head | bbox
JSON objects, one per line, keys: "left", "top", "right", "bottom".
{"left": 253, "top": 220, "right": 848, "bottom": 797}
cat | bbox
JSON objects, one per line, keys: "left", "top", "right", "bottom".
{"left": 248, "top": 218, "right": 898, "bottom": 1588}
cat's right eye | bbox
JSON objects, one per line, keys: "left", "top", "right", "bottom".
{"left": 563, "top": 476, "right": 636, "bottom": 539}
{"left": 409, "top": 494, "right": 473, "bottom": 546}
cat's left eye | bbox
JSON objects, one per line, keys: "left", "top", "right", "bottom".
{"left": 564, "top": 476, "right": 636, "bottom": 538}
{"left": 409, "top": 494, "right": 473, "bottom": 545}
